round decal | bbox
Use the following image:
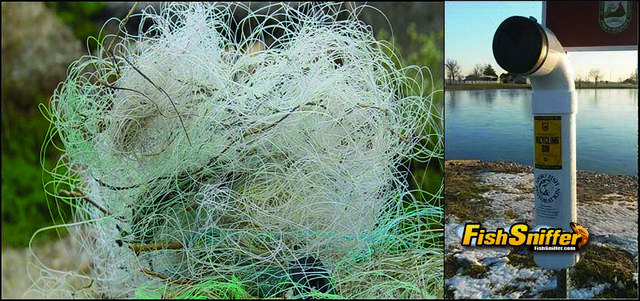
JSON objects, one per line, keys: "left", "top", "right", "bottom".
{"left": 535, "top": 173, "right": 560, "bottom": 204}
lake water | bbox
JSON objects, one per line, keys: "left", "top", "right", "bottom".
{"left": 445, "top": 88, "right": 638, "bottom": 176}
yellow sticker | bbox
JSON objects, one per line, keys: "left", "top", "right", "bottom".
{"left": 534, "top": 116, "right": 562, "bottom": 169}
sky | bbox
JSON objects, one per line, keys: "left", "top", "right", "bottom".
{"left": 445, "top": 1, "right": 638, "bottom": 82}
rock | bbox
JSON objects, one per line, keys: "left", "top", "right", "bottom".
{"left": 480, "top": 256, "right": 509, "bottom": 267}
{"left": 1, "top": 2, "right": 82, "bottom": 109}
{"left": 1, "top": 234, "right": 93, "bottom": 299}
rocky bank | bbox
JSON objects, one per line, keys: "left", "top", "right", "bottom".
{"left": 444, "top": 160, "right": 638, "bottom": 299}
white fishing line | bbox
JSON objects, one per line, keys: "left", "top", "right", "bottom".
{"left": 39, "top": 2, "right": 443, "bottom": 298}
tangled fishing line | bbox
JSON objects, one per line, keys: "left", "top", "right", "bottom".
{"left": 36, "top": 2, "right": 443, "bottom": 298}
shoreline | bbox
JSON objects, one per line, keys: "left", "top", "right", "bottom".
{"left": 445, "top": 159, "right": 638, "bottom": 197}
{"left": 445, "top": 159, "right": 637, "bottom": 178}
{"left": 445, "top": 83, "right": 638, "bottom": 90}
{"left": 444, "top": 159, "right": 638, "bottom": 298}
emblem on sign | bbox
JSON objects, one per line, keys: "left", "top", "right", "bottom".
{"left": 600, "top": 1, "right": 633, "bottom": 32}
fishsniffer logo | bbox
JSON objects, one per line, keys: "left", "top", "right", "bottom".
{"left": 460, "top": 222, "right": 589, "bottom": 251}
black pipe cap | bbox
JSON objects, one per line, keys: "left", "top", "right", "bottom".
{"left": 493, "top": 16, "right": 547, "bottom": 75}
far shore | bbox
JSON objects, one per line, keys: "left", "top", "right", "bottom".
{"left": 445, "top": 82, "right": 638, "bottom": 90}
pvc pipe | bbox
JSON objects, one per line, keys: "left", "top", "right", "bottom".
{"left": 493, "top": 16, "right": 578, "bottom": 270}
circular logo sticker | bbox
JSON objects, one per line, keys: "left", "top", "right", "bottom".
{"left": 535, "top": 173, "right": 560, "bottom": 203}
{"left": 600, "top": 1, "right": 633, "bottom": 33}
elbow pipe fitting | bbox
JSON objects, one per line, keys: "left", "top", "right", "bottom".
{"left": 493, "top": 16, "right": 574, "bottom": 88}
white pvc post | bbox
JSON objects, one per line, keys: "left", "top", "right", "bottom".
{"left": 528, "top": 24, "right": 578, "bottom": 270}
{"left": 493, "top": 16, "right": 578, "bottom": 271}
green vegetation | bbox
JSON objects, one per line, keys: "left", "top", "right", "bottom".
{"left": 44, "top": 2, "right": 107, "bottom": 51}
{"left": 463, "top": 263, "right": 488, "bottom": 279}
{"left": 505, "top": 250, "right": 536, "bottom": 269}
{"left": 503, "top": 208, "right": 518, "bottom": 220}
{"left": 444, "top": 253, "right": 487, "bottom": 279}
{"left": 495, "top": 284, "right": 521, "bottom": 295}
{"left": 572, "top": 245, "right": 637, "bottom": 298}
{"left": 444, "top": 254, "right": 458, "bottom": 279}
{"left": 1, "top": 4, "right": 102, "bottom": 248}
{"left": 378, "top": 22, "right": 443, "bottom": 90}
{"left": 404, "top": 23, "right": 444, "bottom": 88}
{"left": 444, "top": 170, "right": 497, "bottom": 223}
{"left": 374, "top": 22, "right": 444, "bottom": 256}
{"left": 574, "top": 81, "right": 638, "bottom": 89}
{"left": 378, "top": 20, "right": 444, "bottom": 203}
{"left": 1, "top": 96, "right": 70, "bottom": 247}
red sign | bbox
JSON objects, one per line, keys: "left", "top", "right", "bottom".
{"left": 543, "top": 1, "right": 638, "bottom": 51}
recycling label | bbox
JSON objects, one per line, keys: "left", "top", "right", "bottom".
{"left": 535, "top": 116, "right": 562, "bottom": 169}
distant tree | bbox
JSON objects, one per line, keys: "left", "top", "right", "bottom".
{"left": 623, "top": 69, "right": 637, "bottom": 84}
{"left": 499, "top": 72, "right": 514, "bottom": 83}
{"left": 445, "top": 59, "right": 462, "bottom": 83}
{"left": 472, "top": 64, "right": 484, "bottom": 78}
{"left": 629, "top": 68, "right": 638, "bottom": 84}
{"left": 499, "top": 72, "right": 527, "bottom": 84}
{"left": 499, "top": 73, "right": 508, "bottom": 83}
{"left": 589, "top": 68, "right": 602, "bottom": 87}
{"left": 483, "top": 64, "right": 498, "bottom": 77}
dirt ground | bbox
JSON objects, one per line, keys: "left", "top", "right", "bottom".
{"left": 445, "top": 159, "right": 637, "bottom": 205}
{"left": 444, "top": 159, "right": 638, "bottom": 298}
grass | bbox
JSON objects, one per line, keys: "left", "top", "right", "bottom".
{"left": 444, "top": 169, "right": 498, "bottom": 222}
{"left": 447, "top": 244, "right": 638, "bottom": 298}
{"left": 444, "top": 254, "right": 458, "bottom": 280}
{"left": 1, "top": 108, "right": 71, "bottom": 248}
{"left": 504, "top": 209, "right": 518, "bottom": 220}
{"left": 574, "top": 82, "right": 638, "bottom": 89}
{"left": 505, "top": 249, "right": 536, "bottom": 269}
{"left": 572, "top": 244, "right": 638, "bottom": 298}
{"left": 495, "top": 284, "right": 521, "bottom": 296}
{"left": 463, "top": 263, "right": 488, "bottom": 279}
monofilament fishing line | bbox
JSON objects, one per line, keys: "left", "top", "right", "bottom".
{"left": 37, "top": 2, "right": 443, "bottom": 298}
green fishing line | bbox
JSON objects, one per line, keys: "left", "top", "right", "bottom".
{"left": 37, "top": 2, "right": 443, "bottom": 298}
